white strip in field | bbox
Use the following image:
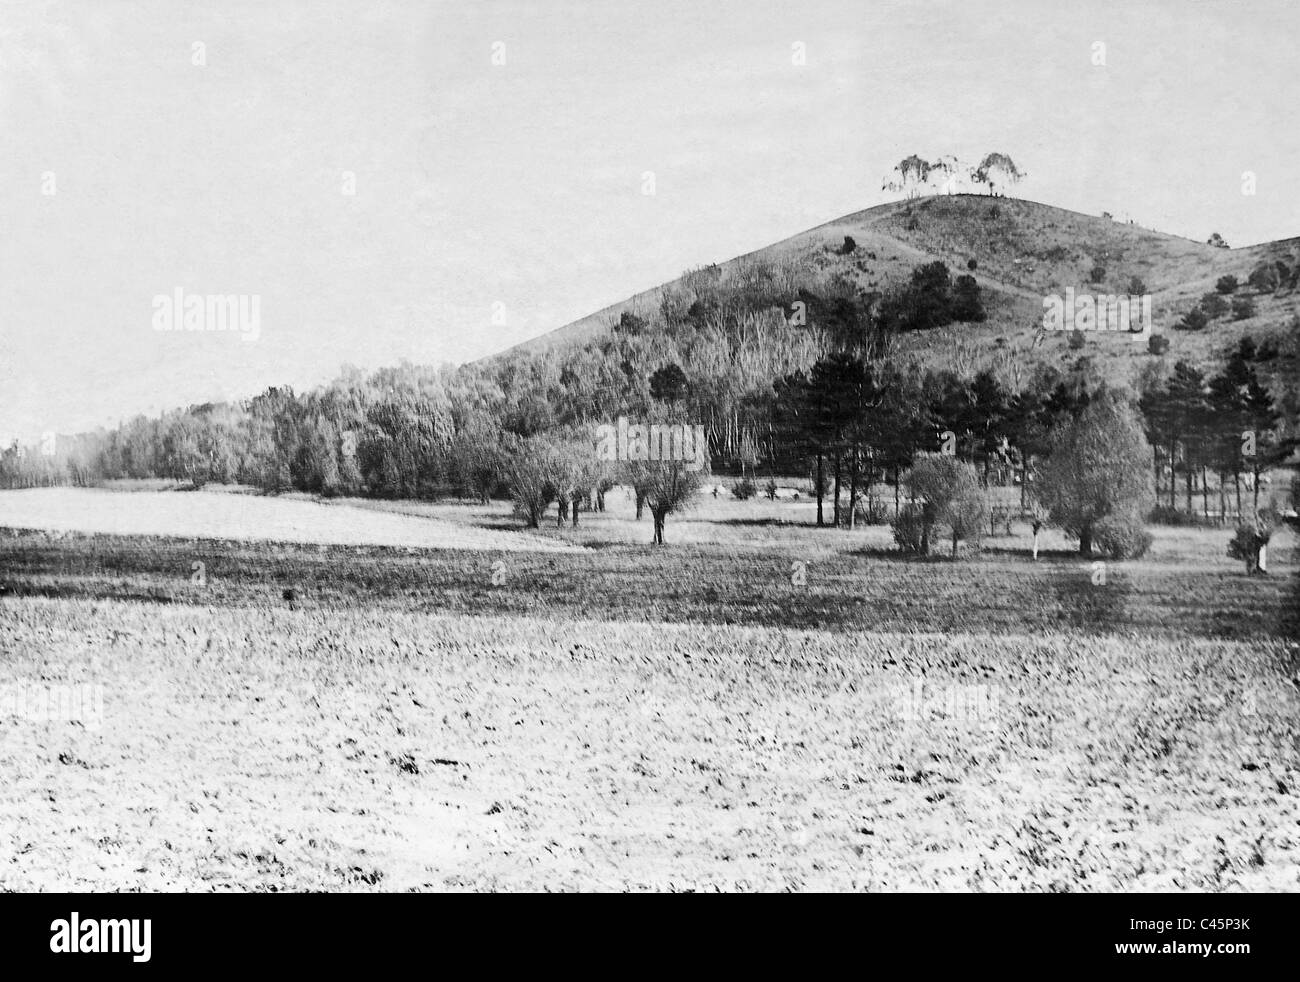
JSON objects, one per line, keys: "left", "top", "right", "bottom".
{"left": 0, "top": 488, "right": 581, "bottom": 553}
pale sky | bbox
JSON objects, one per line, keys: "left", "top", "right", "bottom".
{"left": 2, "top": 0, "right": 1298, "bottom": 443}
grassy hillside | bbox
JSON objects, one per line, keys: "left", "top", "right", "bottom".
{"left": 500, "top": 194, "right": 1300, "bottom": 391}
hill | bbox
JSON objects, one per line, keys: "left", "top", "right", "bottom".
{"left": 499, "top": 194, "right": 1300, "bottom": 390}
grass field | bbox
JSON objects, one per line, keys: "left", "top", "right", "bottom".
{"left": 2, "top": 487, "right": 1298, "bottom": 890}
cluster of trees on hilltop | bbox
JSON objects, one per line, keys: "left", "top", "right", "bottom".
{"left": 882, "top": 152, "right": 1026, "bottom": 198}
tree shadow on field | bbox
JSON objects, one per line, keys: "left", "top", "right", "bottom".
{"left": 851, "top": 544, "right": 983, "bottom": 563}
{"left": 1044, "top": 557, "right": 1132, "bottom": 635}
{"left": 714, "top": 517, "right": 806, "bottom": 528}
{"left": 982, "top": 546, "right": 1078, "bottom": 560}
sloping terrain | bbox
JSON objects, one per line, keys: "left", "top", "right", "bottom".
{"left": 502, "top": 194, "right": 1300, "bottom": 388}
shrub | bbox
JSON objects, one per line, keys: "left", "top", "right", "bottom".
{"left": 1247, "top": 262, "right": 1278, "bottom": 293}
{"left": 853, "top": 495, "right": 891, "bottom": 526}
{"left": 1093, "top": 516, "right": 1153, "bottom": 559}
{"left": 615, "top": 310, "right": 648, "bottom": 335}
{"left": 1089, "top": 264, "right": 1106, "bottom": 284}
{"left": 891, "top": 504, "right": 929, "bottom": 555}
{"left": 876, "top": 261, "right": 956, "bottom": 332}
{"left": 1216, "top": 275, "right": 1239, "bottom": 294}
{"left": 1207, "top": 232, "right": 1229, "bottom": 249}
{"left": 1148, "top": 334, "right": 1170, "bottom": 355}
{"left": 1068, "top": 329, "right": 1086, "bottom": 349}
{"left": 840, "top": 235, "right": 857, "bottom": 254}
{"left": 951, "top": 274, "right": 986, "bottom": 322}
{"left": 1231, "top": 296, "right": 1256, "bottom": 321}
{"left": 731, "top": 477, "right": 757, "bottom": 500}
{"left": 1177, "top": 308, "right": 1208, "bottom": 331}
{"left": 1199, "top": 292, "right": 1229, "bottom": 320}
{"left": 1126, "top": 276, "right": 1147, "bottom": 295}
{"left": 966, "top": 258, "right": 978, "bottom": 271}
{"left": 1227, "top": 520, "right": 1273, "bottom": 573}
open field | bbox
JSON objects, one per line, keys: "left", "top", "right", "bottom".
{"left": 1, "top": 600, "right": 1297, "bottom": 891}
{"left": 0, "top": 487, "right": 580, "bottom": 553}
{"left": 2, "top": 488, "right": 1296, "bottom": 637}
{"left": 2, "top": 487, "right": 1298, "bottom": 890}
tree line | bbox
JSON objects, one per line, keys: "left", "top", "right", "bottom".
{"left": 3, "top": 252, "right": 1296, "bottom": 551}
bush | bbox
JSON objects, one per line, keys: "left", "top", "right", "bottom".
{"left": 1207, "top": 232, "right": 1229, "bottom": 249}
{"left": 891, "top": 504, "right": 928, "bottom": 554}
{"left": 1248, "top": 261, "right": 1288, "bottom": 294}
{"left": 966, "top": 258, "right": 978, "bottom": 271}
{"left": 840, "top": 235, "right": 857, "bottom": 255}
{"left": 1227, "top": 523, "right": 1263, "bottom": 558}
{"left": 853, "top": 495, "right": 891, "bottom": 526}
{"left": 950, "top": 274, "right": 986, "bottom": 322}
{"left": 1177, "top": 308, "right": 1208, "bottom": 331}
{"left": 1089, "top": 264, "right": 1106, "bottom": 284}
{"left": 615, "top": 310, "right": 648, "bottom": 335}
{"left": 1228, "top": 520, "right": 1273, "bottom": 573}
{"left": 1126, "top": 276, "right": 1147, "bottom": 295}
{"left": 1216, "top": 275, "right": 1239, "bottom": 294}
{"left": 1148, "top": 334, "right": 1170, "bottom": 355}
{"left": 1231, "top": 296, "right": 1256, "bottom": 321}
{"left": 1092, "top": 516, "right": 1153, "bottom": 559}
{"left": 1068, "top": 329, "right": 1086, "bottom": 349}
{"left": 649, "top": 363, "right": 689, "bottom": 403}
{"left": 1199, "top": 292, "right": 1228, "bottom": 320}
{"left": 876, "top": 261, "right": 958, "bottom": 332}
{"left": 731, "top": 477, "right": 757, "bottom": 500}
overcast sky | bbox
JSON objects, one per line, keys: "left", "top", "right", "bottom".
{"left": 2, "top": 0, "right": 1297, "bottom": 443}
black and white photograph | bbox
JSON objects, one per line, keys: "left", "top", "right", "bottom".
{"left": 0, "top": 0, "right": 1298, "bottom": 948}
